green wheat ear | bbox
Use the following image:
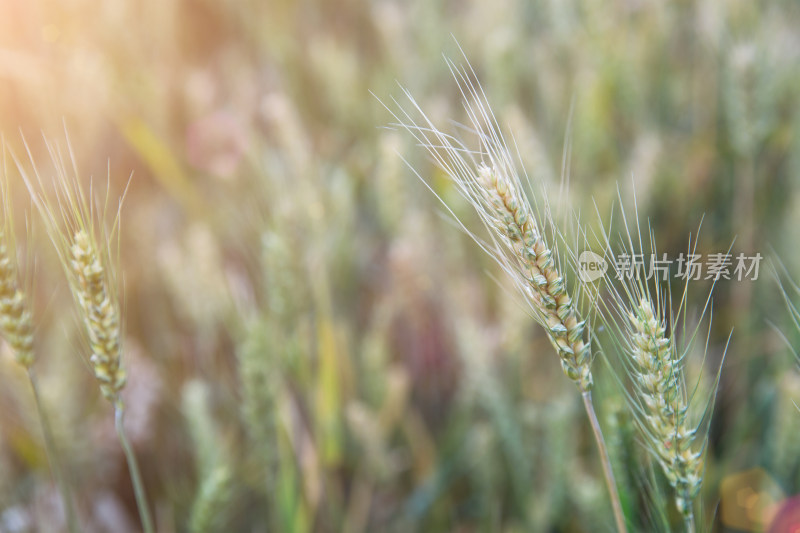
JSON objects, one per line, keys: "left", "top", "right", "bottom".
{"left": 183, "top": 380, "right": 235, "bottom": 533}
{"left": 626, "top": 298, "right": 703, "bottom": 518}
{"left": 381, "top": 58, "right": 593, "bottom": 391}
{"left": 591, "top": 203, "right": 724, "bottom": 532}
{"left": 189, "top": 466, "right": 234, "bottom": 533}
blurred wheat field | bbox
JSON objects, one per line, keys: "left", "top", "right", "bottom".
{"left": 1, "top": 1, "right": 800, "bottom": 532}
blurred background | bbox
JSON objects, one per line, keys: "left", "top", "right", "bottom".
{"left": 1, "top": 0, "right": 799, "bottom": 531}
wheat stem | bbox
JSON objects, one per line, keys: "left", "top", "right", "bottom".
{"left": 684, "top": 510, "right": 695, "bottom": 533}
{"left": 28, "top": 369, "right": 81, "bottom": 533}
{"left": 115, "top": 405, "right": 155, "bottom": 533}
{"left": 582, "top": 391, "right": 628, "bottom": 533}
{"left": 0, "top": 230, "right": 80, "bottom": 532}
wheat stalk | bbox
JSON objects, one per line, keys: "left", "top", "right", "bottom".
{"left": 381, "top": 55, "right": 627, "bottom": 532}
{"left": 1, "top": 144, "right": 82, "bottom": 533}
{"left": 0, "top": 235, "right": 81, "bottom": 533}
{"left": 16, "top": 136, "right": 154, "bottom": 533}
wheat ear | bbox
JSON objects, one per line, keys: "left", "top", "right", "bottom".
{"left": 382, "top": 56, "right": 627, "bottom": 532}
{"left": 627, "top": 299, "right": 702, "bottom": 527}
{"left": 0, "top": 232, "right": 34, "bottom": 367}
{"left": 590, "top": 205, "right": 720, "bottom": 532}
{"left": 477, "top": 163, "right": 592, "bottom": 390}
{"left": 68, "top": 217, "right": 153, "bottom": 533}
{"left": 69, "top": 229, "right": 127, "bottom": 402}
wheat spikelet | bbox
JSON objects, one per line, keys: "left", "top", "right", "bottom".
{"left": 627, "top": 298, "right": 702, "bottom": 516}
{"left": 0, "top": 147, "right": 34, "bottom": 368}
{"left": 70, "top": 229, "right": 126, "bottom": 403}
{"left": 0, "top": 231, "right": 34, "bottom": 367}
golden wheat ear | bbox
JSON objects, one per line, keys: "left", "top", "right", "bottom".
{"left": 69, "top": 229, "right": 127, "bottom": 402}
{"left": 15, "top": 136, "right": 128, "bottom": 405}
{"left": 0, "top": 230, "right": 34, "bottom": 367}
{"left": 15, "top": 134, "right": 153, "bottom": 533}
{"left": 381, "top": 60, "right": 593, "bottom": 392}
{"left": 0, "top": 147, "right": 34, "bottom": 368}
